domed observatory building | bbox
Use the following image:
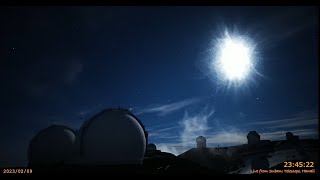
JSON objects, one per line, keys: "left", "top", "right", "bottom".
{"left": 28, "top": 125, "right": 76, "bottom": 167}
{"left": 146, "top": 143, "right": 157, "bottom": 154}
{"left": 247, "top": 131, "right": 260, "bottom": 145}
{"left": 196, "top": 136, "right": 207, "bottom": 149}
{"left": 75, "top": 108, "right": 148, "bottom": 165}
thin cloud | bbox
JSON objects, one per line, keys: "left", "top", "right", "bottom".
{"left": 155, "top": 131, "right": 247, "bottom": 155}
{"left": 155, "top": 108, "right": 318, "bottom": 155}
{"left": 148, "top": 132, "right": 179, "bottom": 139}
{"left": 148, "top": 126, "right": 181, "bottom": 139}
{"left": 206, "top": 131, "right": 247, "bottom": 146}
{"left": 247, "top": 111, "right": 318, "bottom": 129}
{"left": 135, "top": 97, "right": 202, "bottom": 116}
{"left": 266, "top": 118, "right": 317, "bottom": 129}
{"left": 144, "top": 124, "right": 182, "bottom": 144}
{"left": 151, "top": 126, "right": 180, "bottom": 133}
{"left": 152, "top": 107, "right": 215, "bottom": 154}
{"left": 180, "top": 107, "right": 215, "bottom": 147}
{"left": 294, "top": 108, "right": 318, "bottom": 117}
{"left": 260, "top": 128, "right": 318, "bottom": 141}
{"left": 248, "top": 117, "right": 316, "bottom": 126}
{"left": 155, "top": 143, "right": 186, "bottom": 156}
{"left": 156, "top": 128, "right": 318, "bottom": 156}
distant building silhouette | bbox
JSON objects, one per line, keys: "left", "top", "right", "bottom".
{"left": 25, "top": 105, "right": 320, "bottom": 174}
{"left": 286, "top": 132, "right": 293, "bottom": 139}
{"left": 147, "top": 143, "right": 157, "bottom": 152}
{"left": 196, "top": 136, "right": 206, "bottom": 149}
{"left": 145, "top": 143, "right": 159, "bottom": 157}
{"left": 286, "top": 132, "right": 299, "bottom": 143}
{"left": 178, "top": 136, "right": 230, "bottom": 173}
{"left": 247, "top": 131, "right": 260, "bottom": 145}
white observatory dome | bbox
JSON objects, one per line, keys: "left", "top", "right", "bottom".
{"left": 75, "top": 108, "right": 147, "bottom": 165}
{"left": 28, "top": 125, "right": 76, "bottom": 166}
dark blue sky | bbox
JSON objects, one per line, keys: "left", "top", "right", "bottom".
{"left": 0, "top": 6, "right": 318, "bottom": 167}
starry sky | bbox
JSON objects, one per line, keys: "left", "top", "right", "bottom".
{"left": 0, "top": 6, "right": 318, "bottom": 167}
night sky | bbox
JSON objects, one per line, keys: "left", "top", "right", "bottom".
{"left": 0, "top": 6, "right": 318, "bottom": 167}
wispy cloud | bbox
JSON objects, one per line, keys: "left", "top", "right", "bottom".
{"left": 155, "top": 131, "right": 247, "bottom": 156}
{"left": 155, "top": 131, "right": 247, "bottom": 155}
{"left": 148, "top": 126, "right": 181, "bottom": 140}
{"left": 260, "top": 128, "right": 318, "bottom": 141}
{"left": 135, "top": 97, "right": 202, "bottom": 116}
{"left": 153, "top": 107, "right": 215, "bottom": 154}
{"left": 155, "top": 128, "right": 319, "bottom": 156}
{"left": 206, "top": 131, "right": 247, "bottom": 146}
{"left": 149, "top": 126, "right": 180, "bottom": 134}
{"left": 180, "top": 107, "right": 215, "bottom": 147}
{"left": 247, "top": 112, "right": 318, "bottom": 129}
{"left": 152, "top": 108, "right": 244, "bottom": 154}
{"left": 248, "top": 117, "right": 317, "bottom": 128}
{"left": 154, "top": 108, "right": 318, "bottom": 156}
{"left": 155, "top": 143, "right": 186, "bottom": 156}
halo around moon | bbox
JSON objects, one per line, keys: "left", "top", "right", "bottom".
{"left": 211, "top": 29, "right": 258, "bottom": 87}
{"left": 217, "top": 36, "right": 252, "bottom": 81}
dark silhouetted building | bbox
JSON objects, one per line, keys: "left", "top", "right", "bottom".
{"left": 28, "top": 125, "right": 76, "bottom": 167}
{"left": 196, "top": 136, "right": 207, "bottom": 149}
{"left": 286, "top": 132, "right": 300, "bottom": 143}
{"left": 178, "top": 136, "right": 230, "bottom": 173}
{"left": 247, "top": 131, "right": 260, "bottom": 145}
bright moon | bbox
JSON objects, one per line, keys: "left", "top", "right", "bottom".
{"left": 214, "top": 31, "right": 255, "bottom": 84}
{"left": 219, "top": 38, "right": 251, "bottom": 80}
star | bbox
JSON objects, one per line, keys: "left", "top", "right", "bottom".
{"left": 9, "top": 47, "right": 15, "bottom": 54}
{"left": 256, "top": 97, "right": 259, "bottom": 100}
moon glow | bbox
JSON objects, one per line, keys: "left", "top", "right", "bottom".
{"left": 213, "top": 30, "right": 257, "bottom": 86}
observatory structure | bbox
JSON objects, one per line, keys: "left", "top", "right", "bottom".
{"left": 28, "top": 125, "right": 76, "bottom": 167}
{"left": 196, "top": 136, "right": 207, "bottom": 149}
{"left": 74, "top": 108, "right": 148, "bottom": 165}
{"left": 247, "top": 131, "right": 260, "bottom": 145}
